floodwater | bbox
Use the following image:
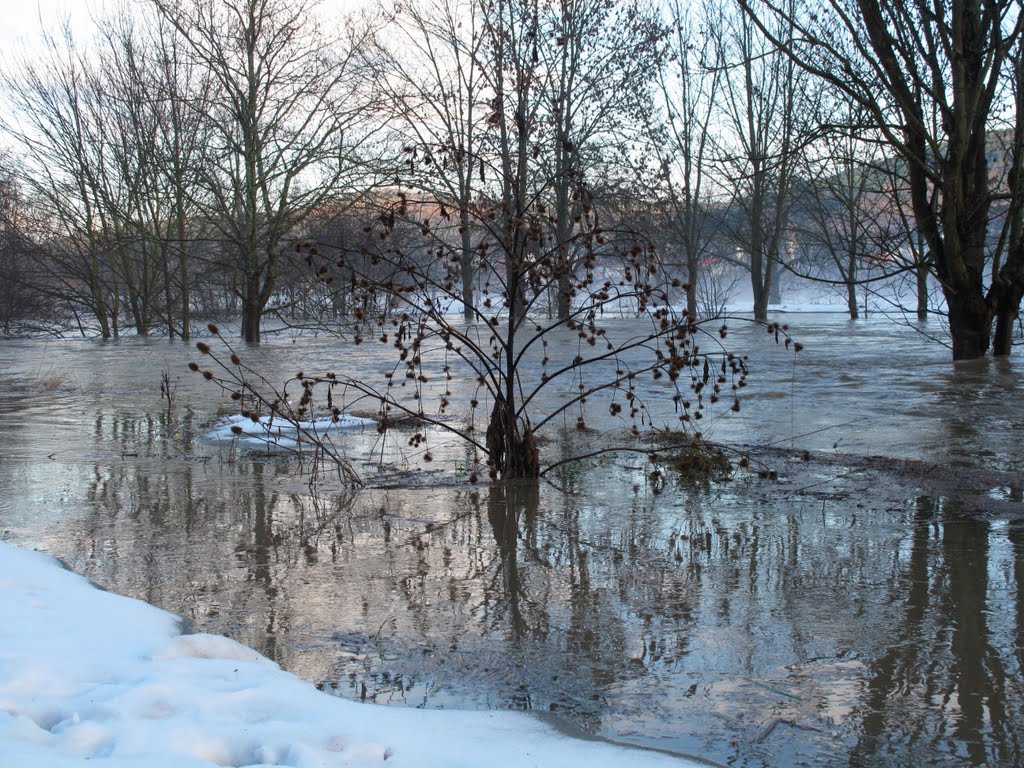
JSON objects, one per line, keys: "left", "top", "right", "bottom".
{"left": 1, "top": 313, "right": 1022, "bottom": 767}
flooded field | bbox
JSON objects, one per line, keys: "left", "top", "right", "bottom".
{"left": 1, "top": 313, "right": 1022, "bottom": 766}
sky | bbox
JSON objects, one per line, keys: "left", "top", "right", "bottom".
{"left": 1, "top": 0, "right": 92, "bottom": 48}
{"left": 0, "top": 539, "right": 706, "bottom": 767}
{"left": 0, "top": 0, "right": 375, "bottom": 50}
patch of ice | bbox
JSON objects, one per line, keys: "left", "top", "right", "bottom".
{"left": 202, "top": 412, "right": 374, "bottom": 451}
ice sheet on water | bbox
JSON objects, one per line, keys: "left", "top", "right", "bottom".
{"left": 202, "top": 412, "right": 375, "bottom": 451}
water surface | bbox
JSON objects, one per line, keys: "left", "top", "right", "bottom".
{"left": 1, "top": 314, "right": 1022, "bottom": 767}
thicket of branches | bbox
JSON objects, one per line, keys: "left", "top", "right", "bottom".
{"left": 184, "top": 0, "right": 785, "bottom": 481}
{"left": 0, "top": 0, "right": 1020, "bottom": 360}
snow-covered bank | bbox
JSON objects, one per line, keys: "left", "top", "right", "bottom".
{"left": 0, "top": 542, "right": 702, "bottom": 768}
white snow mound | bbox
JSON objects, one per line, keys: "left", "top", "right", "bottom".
{"left": 0, "top": 541, "right": 703, "bottom": 767}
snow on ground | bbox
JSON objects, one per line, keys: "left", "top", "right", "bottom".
{"left": 202, "top": 413, "right": 375, "bottom": 452}
{"left": 0, "top": 542, "right": 704, "bottom": 767}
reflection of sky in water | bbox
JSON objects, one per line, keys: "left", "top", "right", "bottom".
{"left": 0, "top": 315, "right": 1022, "bottom": 767}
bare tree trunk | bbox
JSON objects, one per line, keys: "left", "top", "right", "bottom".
{"left": 178, "top": 238, "right": 191, "bottom": 340}
{"left": 91, "top": 264, "right": 112, "bottom": 340}
{"left": 555, "top": 179, "right": 573, "bottom": 321}
{"left": 847, "top": 251, "right": 859, "bottom": 320}
{"left": 991, "top": 277, "right": 1024, "bottom": 356}
{"left": 241, "top": 281, "right": 262, "bottom": 344}
{"left": 946, "top": 290, "right": 991, "bottom": 360}
{"left": 769, "top": 264, "right": 782, "bottom": 305}
{"left": 460, "top": 205, "right": 475, "bottom": 320}
{"left": 686, "top": 256, "right": 699, "bottom": 319}
{"left": 752, "top": 268, "right": 770, "bottom": 320}
{"left": 916, "top": 263, "right": 929, "bottom": 321}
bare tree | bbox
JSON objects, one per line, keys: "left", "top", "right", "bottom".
{"left": 712, "top": 1, "right": 806, "bottom": 321}
{"left": 2, "top": 10, "right": 219, "bottom": 339}
{"left": 373, "top": 0, "right": 488, "bottom": 320}
{"left": 88, "top": 14, "right": 171, "bottom": 337}
{"left": 788, "top": 98, "right": 916, "bottom": 319}
{"left": 536, "top": 0, "right": 664, "bottom": 321}
{"left": 3, "top": 25, "right": 123, "bottom": 337}
{"left": 652, "top": 0, "right": 724, "bottom": 320}
{"left": 150, "top": 0, "right": 383, "bottom": 343}
{"left": 145, "top": 12, "right": 218, "bottom": 339}
{"left": 740, "top": 0, "right": 1024, "bottom": 358}
{"left": 0, "top": 163, "right": 49, "bottom": 335}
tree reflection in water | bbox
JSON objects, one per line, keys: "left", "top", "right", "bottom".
{"left": 486, "top": 482, "right": 536, "bottom": 644}
{"left": 851, "top": 498, "right": 1023, "bottom": 767}
{"left": 14, "top": 456, "right": 1024, "bottom": 767}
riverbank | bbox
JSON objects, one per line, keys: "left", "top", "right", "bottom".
{"left": 0, "top": 540, "right": 704, "bottom": 768}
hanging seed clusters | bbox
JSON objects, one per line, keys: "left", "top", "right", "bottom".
{"left": 188, "top": 324, "right": 362, "bottom": 487}
{"left": 291, "top": 158, "right": 799, "bottom": 481}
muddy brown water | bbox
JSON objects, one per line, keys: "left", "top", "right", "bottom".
{"left": 1, "top": 314, "right": 1022, "bottom": 767}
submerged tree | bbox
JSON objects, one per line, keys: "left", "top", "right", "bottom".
{"left": 740, "top": 0, "right": 1024, "bottom": 358}
{"left": 295, "top": 209, "right": 760, "bottom": 480}
{"left": 0, "top": 164, "right": 48, "bottom": 335}
{"left": 533, "top": 0, "right": 664, "bottom": 321}
{"left": 372, "top": 0, "right": 490, "bottom": 321}
{"left": 283, "top": 0, "right": 776, "bottom": 481}
{"left": 150, "top": 0, "right": 382, "bottom": 343}
{"left": 713, "top": 0, "right": 807, "bottom": 320}
{"left": 652, "top": 0, "right": 725, "bottom": 321}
